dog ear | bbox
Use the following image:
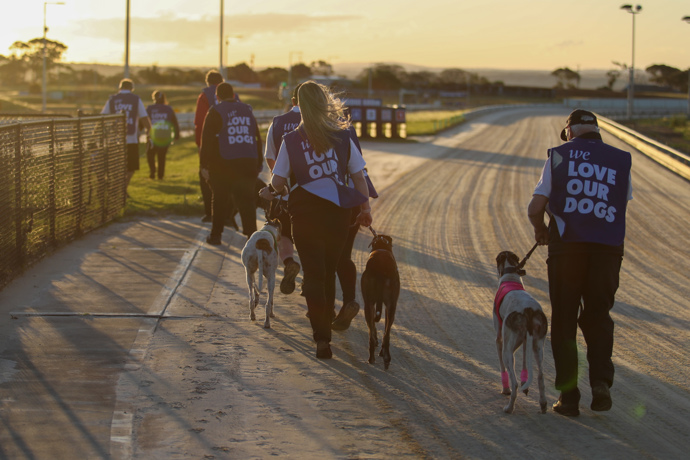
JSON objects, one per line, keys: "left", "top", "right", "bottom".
{"left": 496, "top": 252, "right": 507, "bottom": 266}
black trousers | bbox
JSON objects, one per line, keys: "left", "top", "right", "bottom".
{"left": 146, "top": 145, "right": 168, "bottom": 179}
{"left": 200, "top": 166, "right": 213, "bottom": 217}
{"left": 336, "top": 208, "right": 360, "bottom": 305}
{"left": 208, "top": 161, "right": 257, "bottom": 238}
{"left": 292, "top": 204, "right": 351, "bottom": 343}
{"left": 548, "top": 252, "right": 622, "bottom": 393}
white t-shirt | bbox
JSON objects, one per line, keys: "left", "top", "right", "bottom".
{"left": 273, "top": 138, "right": 366, "bottom": 182}
{"left": 533, "top": 156, "right": 633, "bottom": 200}
{"left": 100, "top": 90, "right": 148, "bottom": 144}
{"left": 265, "top": 106, "right": 301, "bottom": 163}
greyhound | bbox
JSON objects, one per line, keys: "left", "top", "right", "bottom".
{"left": 241, "top": 219, "right": 282, "bottom": 328}
{"left": 361, "top": 228, "right": 400, "bottom": 369}
{"left": 494, "top": 250, "right": 548, "bottom": 414}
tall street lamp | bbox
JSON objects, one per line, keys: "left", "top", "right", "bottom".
{"left": 683, "top": 16, "right": 690, "bottom": 117}
{"left": 219, "top": 0, "right": 224, "bottom": 79}
{"left": 42, "top": 1, "right": 65, "bottom": 113}
{"left": 124, "top": 0, "right": 130, "bottom": 78}
{"left": 621, "top": 4, "right": 642, "bottom": 119}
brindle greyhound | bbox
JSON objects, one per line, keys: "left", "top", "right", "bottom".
{"left": 361, "top": 227, "right": 400, "bottom": 369}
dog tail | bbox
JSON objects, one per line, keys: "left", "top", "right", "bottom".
{"left": 255, "top": 240, "right": 271, "bottom": 293}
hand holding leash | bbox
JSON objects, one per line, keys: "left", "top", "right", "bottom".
{"left": 356, "top": 206, "right": 372, "bottom": 227}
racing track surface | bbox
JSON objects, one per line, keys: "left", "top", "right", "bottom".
{"left": 1, "top": 106, "right": 688, "bottom": 458}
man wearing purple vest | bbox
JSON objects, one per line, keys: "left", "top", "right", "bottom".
{"left": 101, "top": 79, "right": 151, "bottom": 194}
{"left": 200, "top": 83, "right": 263, "bottom": 245}
{"left": 195, "top": 70, "right": 224, "bottom": 222}
{"left": 528, "top": 109, "right": 633, "bottom": 417}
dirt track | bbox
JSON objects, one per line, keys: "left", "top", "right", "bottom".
{"left": 1, "top": 106, "right": 689, "bottom": 459}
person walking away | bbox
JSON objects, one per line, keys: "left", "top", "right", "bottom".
{"left": 200, "top": 82, "right": 263, "bottom": 245}
{"left": 331, "top": 126, "right": 378, "bottom": 331}
{"left": 261, "top": 84, "right": 303, "bottom": 295}
{"left": 195, "top": 70, "right": 224, "bottom": 222}
{"left": 146, "top": 91, "right": 180, "bottom": 180}
{"left": 101, "top": 78, "right": 151, "bottom": 194}
{"left": 270, "top": 81, "right": 373, "bottom": 359}
{"left": 528, "top": 109, "right": 633, "bottom": 416}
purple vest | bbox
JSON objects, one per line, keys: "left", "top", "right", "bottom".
{"left": 271, "top": 109, "right": 302, "bottom": 150}
{"left": 216, "top": 100, "right": 258, "bottom": 160}
{"left": 108, "top": 92, "right": 140, "bottom": 136}
{"left": 347, "top": 126, "right": 378, "bottom": 198}
{"left": 549, "top": 137, "right": 631, "bottom": 246}
{"left": 283, "top": 128, "right": 367, "bottom": 208}
{"left": 146, "top": 104, "right": 175, "bottom": 147}
{"left": 202, "top": 86, "right": 218, "bottom": 107}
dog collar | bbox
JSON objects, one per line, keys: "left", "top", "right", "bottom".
{"left": 494, "top": 281, "right": 525, "bottom": 328}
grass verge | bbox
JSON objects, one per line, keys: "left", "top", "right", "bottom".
{"left": 618, "top": 115, "right": 690, "bottom": 155}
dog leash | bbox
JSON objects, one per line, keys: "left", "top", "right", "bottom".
{"left": 517, "top": 242, "right": 539, "bottom": 270}
{"left": 368, "top": 226, "right": 378, "bottom": 238}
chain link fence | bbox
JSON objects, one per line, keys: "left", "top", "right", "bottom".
{"left": 0, "top": 114, "right": 127, "bottom": 289}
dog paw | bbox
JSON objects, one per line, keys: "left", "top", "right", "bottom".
{"left": 250, "top": 313, "right": 256, "bottom": 321}
{"left": 263, "top": 322, "right": 271, "bottom": 329}
{"left": 540, "top": 402, "right": 547, "bottom": 414}
{"left": 269, "top": 313, "right": 275, "bottom": 318}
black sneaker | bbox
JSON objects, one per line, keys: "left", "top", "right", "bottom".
{"left": 591, "top": 382, "right": 612, "bottom": 411}
{"left": 316, "top": 341, "right": 332, "bottom": 359}
{"left": 332, "top": 301, "right": 360, "bottom": 331}
{"left": 206, "top": 234, "right": 222, "bottom": 246}
{"left": 553, "top": 390, "right": 580, "bottom": 417}
{"left": 280, "top": 261, "right": 301, "bottom": 294}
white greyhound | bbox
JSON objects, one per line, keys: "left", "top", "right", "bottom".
{"left": 494, "top": 250, "right": 548, "bottom": 414}
{"left": 241, "top": 219, "right": 281, "bottom": 328}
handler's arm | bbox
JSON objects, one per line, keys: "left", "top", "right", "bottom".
{"left": 527, "top": 194, "right": 549, "bottom": 245}
{"left": 351, "top": 170, "right": 373, "bottom": 227}
{"left": 270, "top": 175, "right": 289, "bottom": 197}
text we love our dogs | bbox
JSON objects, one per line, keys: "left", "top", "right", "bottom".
{"left": 563, "top": 149, "right": 619, "bottom": 223}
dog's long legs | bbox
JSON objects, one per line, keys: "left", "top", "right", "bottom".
{"left": 264, "top": 266, "right": 276, "bottom": 329}
{"left": 247, "top": 271, "right": 258, "bottom": 321}
{"left": 502, "top": 329, "right": 520, "bottom": 414}
{"left": 496, "top": 332, "right": 511, "bottom": 395}
{"left": 521, "top": 341, "right": 530, "bottom": 395}
{"left": 362, "top": 276, "right": 378, "bottom": 364}
{"left": 379, "top": 298, "right": 397, "bottom": 369}
{"left": 534, "top": 337, "right": 547, "bottom": 413}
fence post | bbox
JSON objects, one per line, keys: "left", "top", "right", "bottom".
{"left": 14, "top": 124, "right": 24, "bottom": 268}
{"left": 101, "top": 116, "right": 108, "bottom": 224}
{"left": 76, "top": 116, "right": 84, "bottom": 236}
{"left": 49, "top": 119, "right": 57, "bottom": 246}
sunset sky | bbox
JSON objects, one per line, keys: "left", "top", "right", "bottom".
{"left": 1, "top": 0, "right": 689, "bottom": 73}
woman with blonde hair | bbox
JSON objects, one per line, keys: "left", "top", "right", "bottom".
{"left": 271, "top": 81, "right": 373, "bottom": 359}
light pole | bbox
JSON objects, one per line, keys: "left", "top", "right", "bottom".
{"left": 683, "top": 16, "right": 690, "bottom": 117}
{"left": 42, "top": 1, "right": 65, "bottom": 113}
{"left": 124, "top": 0, "right": 130, "bottom": 78}
{"left": 621, "top": 4, "right": 642, "bottom": 119}
{"left": 288, "top": 51, "right": 302, "bottom": 89}
{"left": 219, "top": 0, "right": 224, "bottom": 79}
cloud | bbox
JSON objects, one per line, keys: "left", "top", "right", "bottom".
{"left": 555, "top": 40, "right": 584, "bottom": 49}
{"left": 71, "top": 12, "right": 361, "bottom": 48}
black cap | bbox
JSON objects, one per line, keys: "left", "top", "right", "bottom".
{"left": 560, "top": 109, "right": 598, "bottom": 141}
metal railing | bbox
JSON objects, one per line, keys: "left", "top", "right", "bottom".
{"left": 0, "top": 114, "right": 127, "bottom": 289}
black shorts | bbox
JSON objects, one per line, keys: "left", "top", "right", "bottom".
{"left": 126, "top": 143, "right": 140, "bottom": 172}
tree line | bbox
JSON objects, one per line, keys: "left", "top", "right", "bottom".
{"left": 552, "top": 64, "right": 689, "bottom": 92}
{"left": 0, "top": 38, "right": 496, "bottom": 93}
